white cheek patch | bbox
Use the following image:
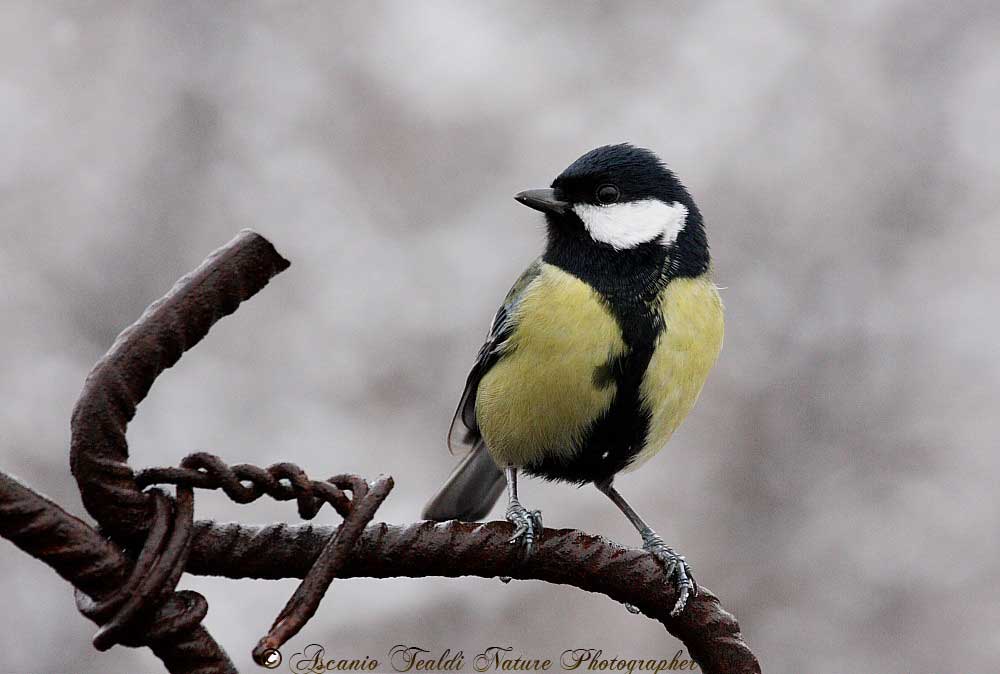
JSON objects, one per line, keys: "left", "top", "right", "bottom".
{"left": 573, "top": 199, "right": 688, "bottom": 250}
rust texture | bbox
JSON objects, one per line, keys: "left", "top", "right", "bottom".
{"left": 136, "top": 452, "right": 368, "bottom": 520}
{"left": 251, "top": 475, "right": 394, "bottom": 666}
{"left": 1, "top": 230, "right": 761, "bottom": 674}
{"left": 0, "top": 472, "right": 234, "bottom": 674}
{"left": 70, "top": 229, "right": 291, "bottom": 541}
{"left": 189, "top": 519, "right": 760, "bottom": 673}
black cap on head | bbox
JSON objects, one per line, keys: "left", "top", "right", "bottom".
{"left": 515, "top": 143, "right": 709, "bottom": 280}
{"left": 551, "top": 143, "right": 697, "bottom": 210}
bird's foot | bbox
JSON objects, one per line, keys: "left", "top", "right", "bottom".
{"left": 640, "top": 527, "right": 697, "bottom": 617}
{"left": 506, "top": 501, "right": 543, "bottom": 555}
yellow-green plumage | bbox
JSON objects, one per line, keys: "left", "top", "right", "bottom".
{"left": 476, "top": 263, "right": 723, "bottom": 471}
{"left": 630, "top": 275, "right": 724, "bottom": 470}
{"left": 476, "top": 263, "right": 625, "bottom": 466}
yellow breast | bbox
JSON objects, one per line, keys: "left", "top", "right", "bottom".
{"left": 476, "top": 263, "right": 626, "bottom": 467}
{"left": 626, "top": 275, "right": 724, "bottom": 471}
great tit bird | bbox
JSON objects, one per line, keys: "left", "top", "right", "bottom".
{"left": 422, "top": 144, "right": 723, "bottom": 614}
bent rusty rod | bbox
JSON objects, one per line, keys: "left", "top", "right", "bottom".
{"left": 0, "top": 472, "right": 234, "bottom": 674}
{"left": 188, "top": 519, "right": 760, "bottom": 674}
{"left": 70, "top": 229, "right": 291, "bottom": 542}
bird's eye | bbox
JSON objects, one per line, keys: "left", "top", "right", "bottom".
{"left": 596, "top": 184, "right": 620, "bottom": 205}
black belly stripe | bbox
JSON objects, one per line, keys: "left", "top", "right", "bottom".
{"left": 524, "top": 296, "right": 662, "bottom": 484}
{"left": 526, "top": 236, "right": 671, "bottom": 485}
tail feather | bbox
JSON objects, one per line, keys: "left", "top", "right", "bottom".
{"left": 422, "top": 442, "right": 505, "bottom": 521}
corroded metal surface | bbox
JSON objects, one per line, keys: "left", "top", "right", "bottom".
{"left": 2, "top": 230, "right": 760, "bottom": 674}
{"left": 137, "top": 452, "right": 367, "bottom": 520}
{"left": 190, "top": 519, "right": 761, "bottom": 674}
{"left": 252, "top": 475, "right": 395, "bottom": 666}
{"left": 0, "top": 472, "right": 235, "bottom": 674}
{"left": 70, "top": 229, "right": 291, "bottom": 541}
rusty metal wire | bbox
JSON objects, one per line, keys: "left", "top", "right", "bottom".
{"left": 1, "top": 230, "right": 761, "bottom": 674}
{"left": 136, "top": 452, "right": 368, "bottom": 520}
{"left": 75, "top": 486, "right": 196, "bottom": 652}
{"left": 135, "top": 453, "right": 392, "bottom": 666}
{"left": 251, "top": 475, "right": 394, "bottom": 666}
{"left": 0, "top": 472, "right": 234, "bottom": 674}
{"left": 134, "top": 449, "right": 390, "bottom": 663}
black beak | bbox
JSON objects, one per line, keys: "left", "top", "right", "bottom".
{"left": 514, "top": 188, "right": 570, "bottom": 216}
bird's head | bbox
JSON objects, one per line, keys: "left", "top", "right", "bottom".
{"left": 515, "top": 144, "right": 707, "bottom": 277}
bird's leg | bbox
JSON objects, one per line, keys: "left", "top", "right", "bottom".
{"left": 504, "top": 466, "right": 543, "bottom": 555}
{"left": 595, "top": 478, "right": 697, "bottom": 616}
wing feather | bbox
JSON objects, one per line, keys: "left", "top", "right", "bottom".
{"left": 447, "top": 258, "right": 543, "bottom": 455}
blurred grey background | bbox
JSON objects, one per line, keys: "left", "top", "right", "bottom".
{"left": 1, "top": 1, "right": 998, "bottom": 672}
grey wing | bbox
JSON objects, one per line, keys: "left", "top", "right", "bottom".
{"left": 447, "top": 258, "right": 543, "bottom": 455}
